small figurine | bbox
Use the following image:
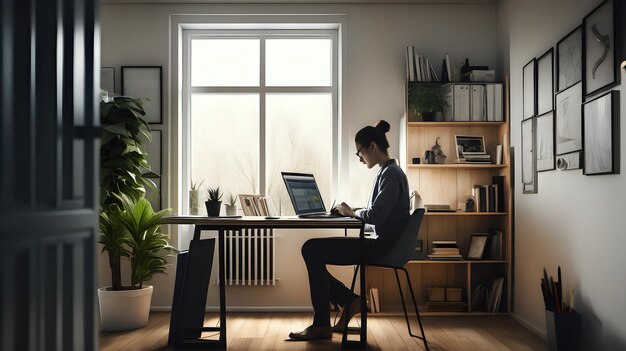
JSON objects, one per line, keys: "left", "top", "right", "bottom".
{"left": 431, "top": 137, "right": 447, "bottom": 164}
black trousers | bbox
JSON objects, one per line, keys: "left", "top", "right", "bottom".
{"left": 301, "top": 236, "right": 389, "bottom": 326}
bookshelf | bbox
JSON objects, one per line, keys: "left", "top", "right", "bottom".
{"left": 366, "top": 79, "right": 512, "bottom": 316}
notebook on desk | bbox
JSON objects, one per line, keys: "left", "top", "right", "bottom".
{"left": 281, "top": 172, "right": 346, "bottom": 219}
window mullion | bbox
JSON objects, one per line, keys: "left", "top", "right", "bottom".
{"left": 259, "top": 37, "right": 266, "bottom": 195}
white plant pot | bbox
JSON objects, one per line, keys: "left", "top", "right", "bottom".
{"left": 189, "top": 190, "right": 199, "bottom": 215}
{"left": 98, "top": 285, "right": 153, "bottom": 331}
{"left": 225, "top": 204, "right": 237, "bottom": 216}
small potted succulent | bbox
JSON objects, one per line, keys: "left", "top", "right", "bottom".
{"left": 224, "top": 193, "right": 238, "bottom": 216}
{"left": 205, "top": 186, "right": 222, "bottom": 216}
{"left": 189, "top": 179, "right": 203, "bottom": 215}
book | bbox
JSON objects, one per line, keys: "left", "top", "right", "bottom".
{"left": 453, "top": 84, "right": 470, "bottom": 121}
{"left": 470, "top": 84, "right": 485, "bottom": 121}
{"left": 492, "top": 176, "right": 505, "bottom": 212}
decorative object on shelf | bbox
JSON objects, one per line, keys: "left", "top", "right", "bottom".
{"left": 583, "top": 90, "right": 619, "bottom": 175}
{"left": 556, "top": 25, "right": 582, "bottom": 92}
{"left": 411, "top": 157, "right": 421, "bottom": 164}
{"left": 464, "top": 195, "right": 475, "bottom": 212}
{"left": 522, "top": 118, "right": 537, "bottom": 194}
{"left": 101, "top": 67, "right": 115, "bottom": 93}
{"left": 556, "top": 152, "right": 581, "bottom": 171}
{"left": 225, "top": 193, "right": 238, "bottom": 215}
{"left": 189, "top": 179, "right": 203, "bottom": 215}
{"left": 423, "top": 150, "right": 435, "bottom": 164}
{"left": 537, "top": 49, "right": 554, "bottom": 115}
{"left": 583, "top": 0, "right": 620, "bottom": 97}
{"left": 466, "top": 234, "right": 489, "bottom": 260}
{"left": 431, "top": 137, "right": 447, "bottom": 164}
{"left": 523, "top": 58, "right": 537, "bottom": 120}
{"left": 536, "top": 111, "right": 555, "bottom": 172}
{"left": 121, "top": 66, "right": 163, "bottom": 124}
{"left": 408, "top": 83, "right": 444, "bottom": 122}
{"left": 555, "top": 82, "right": 583, "bottom": 155}
{"left": 205, "top": 186, "right": 223, "bottom": 216}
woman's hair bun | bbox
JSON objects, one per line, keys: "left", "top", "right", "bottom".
{"left": 375, "top": 120, "right": 391, "bottom": 134}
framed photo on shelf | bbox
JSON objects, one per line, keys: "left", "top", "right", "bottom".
{"left": 555, "top": 81, "right": 583, "bottom": 155}
{"left": 454, "top": 135, "right": 486, "bottom": 158}
{"left": 536, "top": 111, "right": 555, "bottom": 172}
{"left": 537, "top": 49, "right": 554, "bottom": 115}
{"left": 100, "top": 67, "right": 115, "bottom": 94}
{"left": 583, "top": 90, "right": 619, "bottom": 175}
{"left": 556, "top": 25, "right": 582, "bottom": 93}
{"left": 583, "top": 0, "right": 620, "bottom": 97}
{"left": 522, "top": 118, "right": 537, "bottom": 194}
{"left": 523, "top": 58, "right": 537, "bottom": 120}
{"left": 121, "top": 66, "right": 162, "bottom": 124}
{"left": 466, "top": 234, "right": 489, "bottom": 260}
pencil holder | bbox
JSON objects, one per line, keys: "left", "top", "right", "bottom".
{"left": 545, "top": 309, "right": 581, "bottom": 351}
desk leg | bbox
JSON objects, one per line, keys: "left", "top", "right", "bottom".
{"left": 218, "top": 230, "right": 227, "bottom": 348}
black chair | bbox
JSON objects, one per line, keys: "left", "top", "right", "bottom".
{"left": 342, "top": 208, "right": 429, "bottom": 350}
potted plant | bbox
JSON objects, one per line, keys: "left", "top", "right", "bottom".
{"left": 205, "top": 186, "right": 222, "bottom": 216}
{"left": 98, "top": 195, "right": 174, "bottom": 331}
{"left": 98, "top": 94, "right": 174, "bottom": 331}
{"left": 225, "top": 193, "right": 237, "bottom": 216}
{"left": 408, "top": 83, "right": 444, "bottom": 122}
{"left": 189, "top": 179, "right": 203, "bottom": 215}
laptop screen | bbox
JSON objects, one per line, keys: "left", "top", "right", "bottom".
{"left": 281, "top": 172, "right": 326, "bottom": 215}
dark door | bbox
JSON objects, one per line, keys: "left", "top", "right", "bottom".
{"left": 1, "top": 0, "right": 99, "bottom": 349}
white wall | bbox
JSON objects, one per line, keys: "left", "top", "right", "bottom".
{"left": 99, "top": 3, "right": 498, "bottom": 310}
{"left": 501, "top": 0, "right": 626, "bottom": 349}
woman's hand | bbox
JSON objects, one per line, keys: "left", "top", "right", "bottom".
{"left": 336, "top": 202, "right": 355, "bottom": 217}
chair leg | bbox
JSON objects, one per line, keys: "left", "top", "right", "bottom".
{"left": 401, "top": 267, "right": 430, "bottom": 351}
{"left": 341, "top": 265, "right": 361, "bottom": 345}
{"left": 393, "top": 269, "right": 414, "bottom": 336}
{"left": 335, "top": 265, "right": 360, "bottom": 325}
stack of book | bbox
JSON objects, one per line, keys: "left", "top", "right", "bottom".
{"left": 406, "top": 46, "right": 451, "bottom": 83}
{"left": 459, "top": 154, "right": 492, "bottom": 163}
{"left": 472, "top": 176, "right": 505, "bottom": 213}
{"left": 428, "top": 241, "right": 463, "bottom": 260}
{"left": 238, "top": 194, "right": 273, "bottom": 216}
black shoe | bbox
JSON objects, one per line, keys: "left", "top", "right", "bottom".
{"left": 288, "top": 325, "right": 332, "bottom": 341}
{"left": 332, "top": 296, "right": 361, "bottom": 332}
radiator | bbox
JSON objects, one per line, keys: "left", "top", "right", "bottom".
{"left": 223, "top": 229, "right": 276, "bottom": 285}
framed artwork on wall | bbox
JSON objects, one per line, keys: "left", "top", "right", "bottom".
{"left": 536, "top": 111, "right": 555, "bottom": 172}
{"left": 583, "top": 0, "right": 619, "bottom": 97}
{"left": 523, "top": 58, "right": 537, "bottom": 120}
{"left": 583, "top": 90, "right": 619, "bottom": 175}
{"left": 521, "top": 117, "right": 537, "bottom": 194}
{"left": 557, "top": 26, "right": 582, "bottom": 93}
{"left": 537, "top": 49, "right": 554, "bottom": 115}
{"left": 555, "top": 81, "right": 583, "bottom": 155}
{"left": 100, "top": 67, "right": 115, "bottom": 94}
{"left": 121, "top": 66, "right": 163, "bottom": 124}
{"left": 556, "top": 152, "right": 582, "bottom": 171}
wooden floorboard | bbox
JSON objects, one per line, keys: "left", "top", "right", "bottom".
{"left": 99, "top": 312, "right": 546, "bottom": 350}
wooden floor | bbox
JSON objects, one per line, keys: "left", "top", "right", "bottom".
{"left": 100, "top": 312, "right": 546, "bottom": 351}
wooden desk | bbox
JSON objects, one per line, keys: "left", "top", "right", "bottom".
{"left": 163, "top": 216, "right": 366, "bottom": 349}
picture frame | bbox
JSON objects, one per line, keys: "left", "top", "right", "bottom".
{"left": 556, "top": 151, "right": 582, "bottom": 171}
{"left": 467, "top": 234, "right": 489, "bottom": 260}
{"left": 583, "top": 0, "right": 620, "bottom": 97}
{"left": 523, "top": 58, "right": 537, "bottom": 120}
{"left": 454, "top": 135, "right": 486, "bottom": 158}
{"left": 139, "top": 130, "right": 162, "bottom": 176}
{"left": 582, "top": 90, "right": 620, "bottom": 175}
{"left": 121, "top": 66, "right": 162, "bottom": 124}
{"left": 536, "top": 111, "right": 555, "bottom": 172}
{"left": 100, "top": 67, "right": 115, "bottom": 94}
{"left": 556, "top": 25, "right": 582, "bottom": 92}
{"left": 521, "top": 118, "right": 537, "bottom": 194}
{"left": 555, "top": 82, "right": 583, "bottom": 155}
{"left": 537, "top": 49, "right": 554, "bottom": 115}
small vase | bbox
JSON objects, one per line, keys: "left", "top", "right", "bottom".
{"left": 225, "top": 204, "right": 237, "bottom": 216}
{"left": 189, "top": 190, "right": 199, "bottom": 215}
{"left": 205, "top": 201, "right": 222, "bottom": 217}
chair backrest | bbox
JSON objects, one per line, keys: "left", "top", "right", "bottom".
{"left": 374, "top": 208, "right": 425, "bottom": 268}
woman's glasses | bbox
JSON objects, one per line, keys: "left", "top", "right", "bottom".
{"left": 355, "top": 145, "right": 366, "bottom": 158}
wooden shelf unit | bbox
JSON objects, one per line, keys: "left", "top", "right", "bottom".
{"left": 366, "top": 80, "right": 512, "bottom": 316}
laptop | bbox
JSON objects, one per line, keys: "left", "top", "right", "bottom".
{"left": 281, "top": 172, "right": 344, "bottom": 218}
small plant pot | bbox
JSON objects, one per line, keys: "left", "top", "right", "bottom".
{"left": 98, "top": 285, "right": 153, "bottom": 331}
{"left": 205, "top": 201, "right": 222, "bottom": 216}
{"left": 225, "top": 204, "right": 237, "bottom": 216}
{"left": 189, "top": 190, "right": 199, "bottom": 215}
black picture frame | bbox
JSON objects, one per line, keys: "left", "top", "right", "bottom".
{"left": 523, "top": 58, "right": 537, "bottom": 120}
{"left": 555, "top": 82, "right": 583, "bottom": 155}
{"left": 100, "top": 67, "right": 115, "bottom": 94}
{"left": 583, "top": 0, "right": 622, "bottom": 97}
{"left": 582, "top": 90, "right": 620, "bottom": 175}
{"left": 536, "top": 111, "right": 555, "bottom": 172}
{"left": 466, "top": 234, "right": 489, "bottom": 260}
{"left": 556, "top": 25, "right": 582, "bottom": 93}
{"left": 121, "top": 66, "right": 163, "bottom": 124}
{"left": 521, "top": 117, "right": 537, "bottom": 194}
{"left": 537, "top": 49, "right": 554, "bottom": 115}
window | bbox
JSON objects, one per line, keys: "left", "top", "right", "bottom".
{"left": 183, "top": 29, "right": 338, "bottom": 215}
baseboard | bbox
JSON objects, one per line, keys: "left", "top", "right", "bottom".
{"left": 151, "top": 306, "right": 315, "bottom": 312}
{"left": 512, "top": 313, "right": 547, "bottom": 340}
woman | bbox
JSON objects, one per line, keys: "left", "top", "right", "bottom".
{"left": 289, "top": 120, "right": 410, "bottom": 341}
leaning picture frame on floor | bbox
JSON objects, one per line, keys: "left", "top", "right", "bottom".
{"left": 122, "top": 66, "right": 163, "bottom": 124}
{"left": 582, "top": 90, "right": 620, "bottom": 175}
{"left": 522, "top": 117, "right": 537, "bottom": 194}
